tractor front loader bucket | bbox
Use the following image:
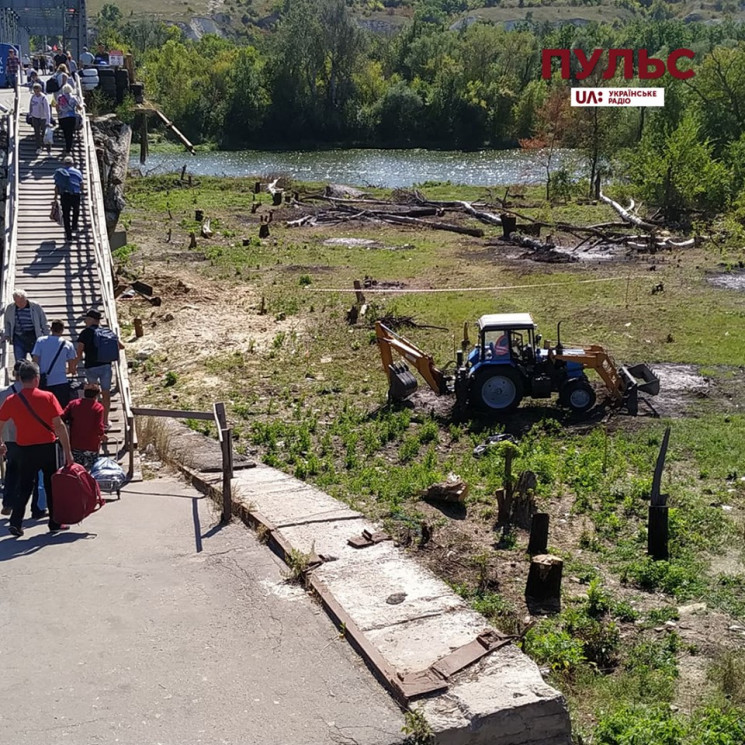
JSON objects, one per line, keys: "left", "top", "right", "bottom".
{"left": 622, "top": 364, "right": 660, "bottom": 396}
{"left": 619, "top": 363, "right": 660, "bottom": 415}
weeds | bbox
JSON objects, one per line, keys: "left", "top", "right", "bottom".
{"left": 402, "top": 710, "right": 434, "bottom": 745}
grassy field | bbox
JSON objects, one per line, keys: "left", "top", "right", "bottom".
{"left": 120, "top": 172, "right": 745, "bottom": 742}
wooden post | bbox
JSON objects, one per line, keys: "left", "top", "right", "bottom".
{"left": 648, "top": 505, "right": 669, "bottom": 560}
{"left": 254, "top": 181, "right": 261, "bottom": 194}
{"left": 272, "top": 191, "right": 283, "bottom": 206}
{"left": 139, "top": 114, "right": 148, "bottom": 165}
{"left": 259, "top": 223, "right": 270, "bottom": 239}
{"left": 528, "top": 513, "right": 549, "bottom": 555}
{"left": 189, "top": 231, "right": 197, "bottom": 249}
{"left": 496, "top": 447, "right": 515, "bottom": 526}
{"left": 133, "top": 317, "right": 144, "bottom": 338}
{"left": 525, "top": 554, "right": 563, "bottom": 614}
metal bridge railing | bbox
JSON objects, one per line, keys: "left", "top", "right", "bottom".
{"left": 75, "top": 77, "right": 137, "bottom": 476}
{"left": 0, "top": 77, "right": 20, "bottom": 385}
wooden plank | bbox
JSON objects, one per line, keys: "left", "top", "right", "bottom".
{"left": 131, "top": 406, "right": 214, "bottom": 420}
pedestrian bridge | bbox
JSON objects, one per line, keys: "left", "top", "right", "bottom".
{"left": 0, "top": 81, "right": 135, "bottom": 472}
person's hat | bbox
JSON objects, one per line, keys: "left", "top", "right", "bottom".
{"left": 63, "top": 155, "right": 74, "bottom": 164}
{"left": 85, "top": 308, "right": 101, "bottom": 320}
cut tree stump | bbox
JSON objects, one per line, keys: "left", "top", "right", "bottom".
{"left": 528, "top": 513, "right": 549, "bottom": 555}
{"left": 525, "top": 554, "right": 563, "bottom": 614}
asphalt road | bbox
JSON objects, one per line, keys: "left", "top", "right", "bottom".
{"left": 0, "top": 478, "right": 404, "bottom": 745}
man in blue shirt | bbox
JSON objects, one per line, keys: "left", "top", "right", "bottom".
{"left": 54, "top": 155, "right": 83, "bottom": 243}
{"left": 32, "top": 319, "right": 78, "bottom": 408}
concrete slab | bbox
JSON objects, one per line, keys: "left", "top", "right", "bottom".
{"left": 279, "top": 517, "right": 382, "bottom": 560}
{"left": 0, "top": 478, "right": 405, "bottom": 745}
{"left": 315, "top": 545, "right": 466, "bottom": 631}
{"left": 416, "top": 646, "right": 571, "bottom": 745}
{"left": 366, "top": 609, "right": 491, "bottom": 674}
{"left": 235, "top": 469, "right": 360, "bottom": 527}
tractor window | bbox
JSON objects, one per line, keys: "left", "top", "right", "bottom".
{"left": 510, "top": 332, "right": 524, "bottom": 358}
{"left": 483, "top": 331, "right": 510, "bottom": 359}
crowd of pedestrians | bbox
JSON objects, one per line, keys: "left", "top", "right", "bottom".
{"left": 0, "top": 293, "right": 121, "bottom": 537}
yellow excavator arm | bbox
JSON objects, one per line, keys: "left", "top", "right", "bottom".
{"left": 375, "top": 322, "right": 449, "bottom": 397}
{"left": 552, "top": 345, "right": 660, "bottom": 407}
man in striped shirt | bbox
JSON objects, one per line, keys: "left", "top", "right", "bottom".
{"left": 3, "top": 289, "right": 49, "bottom": 362}
{"left": 5, "top": 48, "right": 19, "bottom": 89}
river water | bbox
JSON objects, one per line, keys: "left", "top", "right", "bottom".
{"left": 130, "top": 147, "right": 580, "bottom": 188}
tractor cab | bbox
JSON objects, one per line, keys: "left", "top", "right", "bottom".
{"left": 468, "top": 313, "right": 538, "bottom": 370}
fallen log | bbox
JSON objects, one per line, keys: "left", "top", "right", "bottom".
{"left": 378, "top": 213, "right": 484, "bottom": 237}
{"left": 599, "top": 190, "right": 656, "bottom": 230}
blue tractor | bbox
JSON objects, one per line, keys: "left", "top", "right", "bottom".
{"left": 376, "top": 313, "right": 659, "bottom": 415}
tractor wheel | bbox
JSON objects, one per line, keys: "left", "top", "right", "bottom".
{"left": 560, "top": 379, "right": 596, "bottom": 414}
{"left": 472, "top": 368, "right": 524, "bottom": 413}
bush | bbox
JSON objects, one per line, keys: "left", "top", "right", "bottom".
{"left": 522, "top": 623, "right": 586, "bottom": 672}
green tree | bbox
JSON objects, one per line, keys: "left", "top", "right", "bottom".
{"left": 626, "top": 114, "right": 733, "bottom": 220}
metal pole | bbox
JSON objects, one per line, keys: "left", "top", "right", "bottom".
{"left": 221, "top": 427, "right": 233, "bottom": 523}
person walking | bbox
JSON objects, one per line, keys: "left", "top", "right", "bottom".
{"left": 79, "top": 47, "right": 94, "bottom": 68}
{"left": 26, "top": 70, "right": 45, "bottom": 92}
{"left": 63, "top": 383, "right": 105, "bottom": 471}
{"left": 32, "top": 319, "right": 78, "bottom": 408}
{"left": 0, "top": 361, "right": 74, "bottom": 537}
{"left": 3, "top": 289, "right": 49, "bottom": 362}
{"left": 28, "top": 82, "right": 51, "bottom": 155}
{"left": 0, "top": 361, "right": 47, "bottom": 519}
{"left": 5, "top": 48, "right": 20, "bottom": 89}
{"left": 55, "top": 85, "right": 81, "bottom": 156}
{"left": 54, "top": 156, "right": 83, "bottom": 243}
{"left": 75, "top": 309, "right": 123, "bottom": 431}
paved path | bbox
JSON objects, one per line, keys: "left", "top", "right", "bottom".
{"left": 0, "top": 478, "right": 405, "bottom": 745}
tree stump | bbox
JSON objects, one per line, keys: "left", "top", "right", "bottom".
{"left": 528, "top": 513, "right": 549, "bottom": 555}
{"left": 251, "top": 203, "right": 259, "bottom": 214}
{"left": 195, "top": 209, "right": 204, "bottom": 221}
{"left": 254, "top": 181, "right": 261, "bottom": 194}
{"left": 272, "top": 191, "right": 283, "bottom": 206}
{"left": 188, "top": 231, "right": 197, "bottom": 249}
{"left": 525, "top": 554, "right": 563, "bottom": 614}
{"left": 259, "top": 223, "right": 270, "bottom": 239}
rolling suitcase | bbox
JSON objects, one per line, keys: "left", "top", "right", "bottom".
{"left": 51, "top": 463, "right": 104, "bottom": 525}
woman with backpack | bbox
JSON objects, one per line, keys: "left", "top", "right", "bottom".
{"left": 55, "top": 84, "right": 82, "bottom": 156}
{"left": 47, "top": 64, "right": 68, "bottom": 97}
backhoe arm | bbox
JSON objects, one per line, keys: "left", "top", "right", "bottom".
{"left": 375, "top": 322, "right": 448, "bottom": 396}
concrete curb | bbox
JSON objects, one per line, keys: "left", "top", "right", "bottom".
{"left": 184, "top": 460, "right": 571, "bottom": 745}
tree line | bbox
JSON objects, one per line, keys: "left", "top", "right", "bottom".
{"left": 97, "top": 1, "right": 745, "bottom": 216}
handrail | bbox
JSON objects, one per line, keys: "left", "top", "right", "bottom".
{"left": 0, "top": 77, "right": 20, "bottom": 385}
{"left": 75, "top": 77, "right": 136, "bottom": 475}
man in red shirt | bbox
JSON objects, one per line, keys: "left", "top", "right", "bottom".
{"left": 0, "top": 361, "right": 74, "bottom": 536}
{"left": 63, "top": 383, "right": 105, "bottom": 470}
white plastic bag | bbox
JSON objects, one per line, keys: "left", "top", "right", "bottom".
{"left": 43, "top": 124, "right": 54, "bottom": 146}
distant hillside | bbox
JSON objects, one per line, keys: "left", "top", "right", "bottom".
{"left": 85, "top": 0, "right": 744, "bottom": 39}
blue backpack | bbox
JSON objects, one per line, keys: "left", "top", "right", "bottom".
{"left": 93, "top": 327, "right": 120, "bottom": 363}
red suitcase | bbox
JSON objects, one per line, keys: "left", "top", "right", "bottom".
{"left": 51, "top": 463, "right": 105, "bottom": 525}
